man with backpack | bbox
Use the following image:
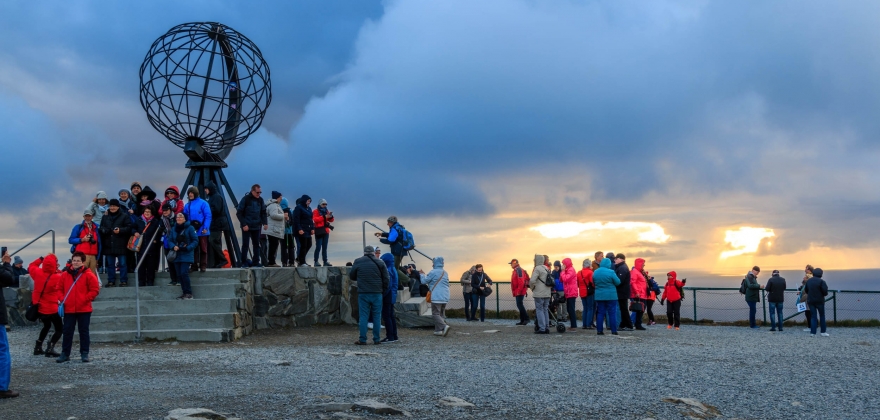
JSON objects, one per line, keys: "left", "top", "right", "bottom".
{"left": 529, "top": 255, "right": 553, "bottom": 334}
{"left": 741, "top": 266, "right": 764, "bottom": 329}
{"left": 375, "top": 216, "right": 414, "bottom": 273}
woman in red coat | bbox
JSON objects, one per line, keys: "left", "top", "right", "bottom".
{"left": 660, "top": 271, "right": 686, "bottom": 330}
{"left": 629, "top": 258, "right": 648, "bottom": 330}
{"left": 577, "top": 259, "right": 595, "bottom": 329}
{"left": 57, "top": 252, "right": 101, "bottom": 363}
{"left": 27, "top": 255, "right": 63, "bottom": 357}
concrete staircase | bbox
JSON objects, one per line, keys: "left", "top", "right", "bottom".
{"left": 89, "top": 269, "right": 251, "bottom": 343}
{"left": 394, "top": 287, "right": 433, "bottom": 327}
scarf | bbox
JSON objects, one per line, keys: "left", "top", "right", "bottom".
{"left": 140, "top": 199, "right": 153, "bottom": 207}
{"left": 142, "top": 214, "right": 154, "bottom": 224}
{"left": 97, "top": 203, "right": 109, "bottom": 214}
{"left": 318, "top": 205, "right": 329, "bottom": 216}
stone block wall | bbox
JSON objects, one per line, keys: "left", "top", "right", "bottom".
{"left": 4, "top": 287, "right": 36, "bottom": 327}
{"left": 250, "top": 266, "right": 355, "bottom": 330}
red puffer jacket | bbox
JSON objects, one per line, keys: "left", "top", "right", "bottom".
{"left": 28, "top": 255, "right": 63, "bottom": 315}
{"left": 510, "top": 265, "right": 529, "bottom": 297}
{"left": 661, "top": 271, "right": 684, "bottom": 302}
{"left": 577, "top": 267, "right": 594, "bottom": 298}
{"left": 561, "top": 258, "right": 579, "bottom": 298}
{"left": 59, "top": 266, "right": 100, "bottom": 314}
{"left": 630, "top": 258, "right": 648, "bottom": 299}
{"left": 313, "top": 209, "right": 335, "bottom": 235}
{"left": 161, "top": 186, "right": 185, "bottom": 214}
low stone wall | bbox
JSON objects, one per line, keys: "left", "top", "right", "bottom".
{"left": 4, "top": 287, "right": 37, "bottom": 327}
{"left": 250, "top": 266, "right": 356, "bottom": 330}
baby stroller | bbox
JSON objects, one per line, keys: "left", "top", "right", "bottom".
{"left": 535, "top": 293, "right": 567, "bottom": 333}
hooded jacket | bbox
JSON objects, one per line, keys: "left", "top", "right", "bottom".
{"left": 100, "top": 207, "right": 134, "bottom": 256}
{"left": 460, "top": 266, "right": 475, "bottom": 294}
{"left": 510, "top": 263, "right": 529, "bottom": 297}
{"left": 661, "top": 271, "right": 684, "bottom": 302}
{"left": 165, "top": 221, "right": 199, "bottom": 264}
{"left": 236, "top": 191, "right": 267, "bottom": 229}
{"left": 28, "top": 255, "right": 63, "bottom": 315}
{"left": 765, "top": 274, "right": 787, "bottom": 303}
{"left": 349, "top": 253, "right": 390, "bottom": 294}
{"left": 592, "top": 258, "right": 621, "bottom": 301}
{"left": 381, "top": 253, "right": 399, "bottom": 298}
{"left": 58, "top": 265, "right": 100, "bottom": 313}
{"left": 161, "top": 186, "right": 185, "bottom": 215}
{"left": 86, "top": 191, "right": 109, "bottom": 227}
{"left": 292, "top": 195, "right": 315, "bottom": 236}
{"left": 529, "top": 255, "right": 552, "bottom": 299}
{"left": 804, "top": 269, "right": 829, "bottom": 304}
{"left": 614, "top": 260, "right": 631, "bottom": 299}
{"left": 630, "top": 258, "right": 648, "bottom": 299}
{"left": 280, "top": 198, "right": 293, "bottom": 235}
{"left": 265, "top": 198, "right": 286, "bottom": 239}
{"left": 183, "top": 187, "right": 212, "bottom": 237}
{"left": 561, "top": 258, "right": 578, "bottom": 298}
{"left": 577, "top": 260, "right": 594, "bottom": 298}
{"left": 204, "top": 182, "right": 229, "bottom": 231}
{"left": 118, "top": 189, "right": 137, "bottom": 214}
{"left": 423, "top": 257, "right": 450, "bottom": 304}
{"left": 135, "top": 186, "right": 161, "bottom": 217}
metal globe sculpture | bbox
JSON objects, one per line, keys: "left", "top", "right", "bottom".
{"left": 138, "top": 22, "right": 272, "bottom": 267}
{"left": 139, "top": 22, "right": 271, "bottom": 158}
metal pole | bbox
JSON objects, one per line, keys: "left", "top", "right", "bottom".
{"left": 362, "top": 221, "right": 367, "bottom": 251}
{"left": 833, "top": 291, "right": 837, "bottom": 325}
{"left": 495, "top": 283, "right": 500, "bottom": 319}
{"left": 51, "top": 230, "right": 55, "bottom": 255}
{"left": 692, "top": 289, "right": 697, "bottom": 324}
{"left": 134, "top": 225, "right": 164, "bottom": 342}
{"left": 761, "top": 290, "right": 767, "bottom": 326}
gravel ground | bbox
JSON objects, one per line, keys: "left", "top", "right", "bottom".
{"left": 1, "top": 319, "right": 878, "bottom": 419}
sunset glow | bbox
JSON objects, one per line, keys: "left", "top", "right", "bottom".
{"left": 531, "top": 222, "right": 670, "bottom": 243}
{"left": 720, "top": 227, "right": 775, "bottom": 259}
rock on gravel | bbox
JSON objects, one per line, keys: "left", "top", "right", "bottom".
{"left": 353, "top": 400, "right": 409, "bottom": 416}
{"left": 306, "top": 403, "right": 354, "bottom": 412}
{"left": 165, "top": 408, "right": 237, "bottom": 420}
{"left": 662, "top": 397, "right": 721, "bottom": 418}
{"left": 269, "top": 360, "right": 291, "bottom": 366}
{"left": 438, "top": 397, "right": 475, "bottom": 408}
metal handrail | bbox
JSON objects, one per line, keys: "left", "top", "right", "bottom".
{"left": 132, "top": 225, "right": 164, "bottom": 341}
{"left": 9, "top": 230, "right": 55, "bottom": 257}
{"left": 362, "top": 220, "right": 433, "bottom": 261}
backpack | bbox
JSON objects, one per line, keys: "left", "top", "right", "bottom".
{"left": 397, "top": 225, "right": 415, "bottom": 251}
{"left": 738, "top": 277, "right": 748, "bottom": 295}
{"left": 543, "top": 269, "right": 554, "bottom": 287}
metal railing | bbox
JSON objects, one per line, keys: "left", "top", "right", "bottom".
{"left": 132, "top": 226, "right": 165, "bottom": 341}
{"left": 362, "top": 220, "right": 433, "bottom": 262}
{"left": 438, "top": 281, "right": 880, "bottom": 325}
{"left": 9, "top": 230, "right": 55, "bottom": 257}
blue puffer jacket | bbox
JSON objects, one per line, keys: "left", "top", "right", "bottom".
{"left": 379, "top": 223, "right": 406, "bottom": 257}
{"left": 165, "top": 222, "right": 198, "bottom": 264}
{"left": 423, "top": 257, "right": 450, "bottom": 304}
{"left": 184, "top": 197, "right": 212, "bottom": 237}
{"left": 381, "top": 253, "right": 398, "bottom": 301}
{"left": 592, "top": 258, "right": 621, "bottom": 301}
{"left": 280, "top": 198, "right": 293, "bottom": 235}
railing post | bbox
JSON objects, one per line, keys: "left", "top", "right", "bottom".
{"left": 761, "top": 290, "right": 767, "bottom": 326}
{"left": 833, "top": 291, "right": 837, "bottom": 325}
{"left": 692, "top": 288, "right": 697, "bottom": 324}
{"left": 51, "top": 230, "right": 55, "bottom": 255}
{"left": 495, "top": 283, "right": 500, "bottom": 319}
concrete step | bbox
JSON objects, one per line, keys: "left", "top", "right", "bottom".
{"left": 402, "top": 297, "right": 430, "bottom": 317}
{"left": 90, "top": 313, "right": 235, "bottom": 331}
{"left": 94, "top": 283, "right": 243, "bottom": 301}
{"left": 89, "top": 328, "right": 234, "bottom": 343}
{"left": 92, "top": 298, "right": 240, "bottom": 316}
{"left": 97, "top": 268, "right": 248, "bottom": 283}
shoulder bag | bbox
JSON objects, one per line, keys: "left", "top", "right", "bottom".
{"left": 477, "top": 273, "right": 493, "bottom": 296}
{"left": 425, "top": 271, "right": 447, "bottom": 304}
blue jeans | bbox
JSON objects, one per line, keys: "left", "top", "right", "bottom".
{"left": 768, "top": 301, "right": 783, "bottom": 330}
{"left": 470, "top": 293, "right": 486, "bottom": 321}
{"left": 313, "top": 234, "right": 329, "bottom": 265}
{"left": 515, "top": 295, "right": 530, "bottom": 323}
{"left": 382, "top": 292, "right": 398, "bottom": 341}
{"left": 810, "top": 302, "right": 827, "bottom": 334}
{"left": 175, "top": 262, "right": 192, "bottom": 295}
{"left": 596, "top": 300, "right": 618, "bottom": 334}
{"left": 61, "top": 312, "right": 91, "bottom": 356}
{"left": 358, "top": 293, "right": 383, "bottom": 343}
{"left": 463, "top": 292, "right": 473, "bottom": 320}
{"left": 582, "top": 295, "right": 595, "bottom": 327}
{"left": 0, "top": 327, "right": 10, "bottom": 391}
{"left": 746, "top": 300, "right": 758, "bottom": 327}
{"left": 105, "top": 254, "right": 128, "bottom": 284}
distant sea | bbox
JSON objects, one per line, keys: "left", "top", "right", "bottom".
{"left": 652, "top": 269, "right": 880, "bottom": 291}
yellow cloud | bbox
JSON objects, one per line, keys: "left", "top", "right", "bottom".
{"left": 720, "top": 227, "right": 775, "bottom": 259}
{"left": 530, "top": 221, "right": 670, "bottom": 243}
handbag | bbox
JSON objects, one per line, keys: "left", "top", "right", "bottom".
{"left": 476, "top": 273, "right": 493, "bottom": 296}
{"left": 425, "top": 271, "right": 446, "bottom": 304}
{"left": 127, "top": 235, "right": 142, "bottom": 252}
{"left": 58, "top": 272, "right": 85, "bottom": 318}
{"left": 629, "top": 300, "right": 645, "bottom": 312}
{"left": 166, "top": 249, "right": 177, "bottom": 263}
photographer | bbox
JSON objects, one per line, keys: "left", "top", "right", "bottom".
{"left": 69, "top": 209, "right": 101, "bottom": 276}
{"left": 312, "top": 199, "right": 334, "bottom": 267}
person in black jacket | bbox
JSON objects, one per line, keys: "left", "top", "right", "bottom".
{"left": 204, "top": 182, "right": 229, "bottom": 268}
{"left": 0, "top": 252, "right": 20, "bottom": 398}
{"left": 765, "top": 270, "right": 787, "bottom": 332}
{"left": 10, "top": 257, "right": 26, "bottom": 288}
{"left": 349, "top": 246, "right": 390, "bottom": 345}
{"left": 469, "top": 265, "right": 493, "bottom": 322}
{"left": 292, "top": 195, "right": 315, "bottom": 267}
{"left": 236, "top": 184, "right": 267, "bottom": 267}
{"left": 614, "top": 253, "right": 633, "bottom": 330}
{"left": 100, "top": 199, "right": 134, "bottom": 286}
{"left": 805, "top": 268, "right": 830, "bottom": 336}
{"left": 134, "top": 207, "right": 165, "bottom": 287}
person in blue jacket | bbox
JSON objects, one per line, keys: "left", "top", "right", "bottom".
{"left": 183, "top": 187, "right": 211, "bottom": 273}
{"left": 165, "top": 213, "right": 198, "bottom": 300}
{"left": 380, "top": 253, "right": 399, "bottom": 343}
{"left": 592, "top": 258, "right": 621, "bottom": 336}
{"left": 375, "top": 216, "right": 407, "bottom": 272}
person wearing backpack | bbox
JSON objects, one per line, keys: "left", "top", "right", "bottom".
{"left": 592, "top": 258, "right": 621, "bottom": 336}
{"left": 510, "top": 259, "right": 531, "bottom": 326}
{"left": 660, "top": 271, "right": 685, "bottom": 330}
{"left": 743, "top": 266, "right": 764, "bottom": 329}
{"left": 577, "top": 259, "right": 595, "bottom": 329}
{"left": 804, "top": 268, "right": 830, "bottom": 337}
{"left": 530, "top": 255, "right": 553, "bottom": 334}
{"left": 376, "top": 216, "right": 411, "bottom": 273}
{"left": 470, "top": 264, "right": 493, "bottom": 322}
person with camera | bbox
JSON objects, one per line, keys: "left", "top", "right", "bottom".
{"left": 660, "top": 271, "right": 685, "bottom": 330}
{"left": 292, "top": 195, "right": 315, "bottom": 267}
{"left": 166, "top": 213, "right": 199, "bottom": 300}
{"left": 69, "top": 208, "right": 101, "bottom": 275}
{"left": 470, "top": 264, "right": 493, "bottom": 322}
{"left": 312, "top": 199, "right": 335, "bottom": 267}
{"left": 629, "top": 258, "right": 648, "bottom": 330}
{"left": 375, "top": 216, "right": 407, "bottom": 273}
{"left": 27, "top": 254, "right": 63, "bottom": 357}
{"left": 100, "top": 199, "right": 134, "bottom": 286}
{"left": 184, "top": 186, "right": 212, "bottom": 272}
{"left": 0, "top": 251, "right": 19, "bottom": 397}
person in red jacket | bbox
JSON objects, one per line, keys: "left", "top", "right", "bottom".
{"left": 629, "top": 258, "right": 648, "bottom": 330}
{"left": 57, "top": 252, "right": 101, "bottom": 363}
{"left": 660, "top": 271, "right": 686, "bottom": 330}
{"left": 509, "top": 259, "right": 530, "bottom": 326}
{"left": 577, "top": 259, "right": 595, "bottom": 329}
{"left": 312, "top": 199, "right": 335, "bottom": 266}
{"left": 69, "top": 209, "right": 101, "bottom": 276}
{"left": 161, "top": 186, "right": 185, "bottom": 215}
{"left": 27, "top": 255, "right": 63, "bottom": 357}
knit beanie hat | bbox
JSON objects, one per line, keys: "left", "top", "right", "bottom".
{"left": 13, "top": 256, "right": 23, "bottom": 265}
{"left": 272, "top": 191, "right": 282, "bottom": 200}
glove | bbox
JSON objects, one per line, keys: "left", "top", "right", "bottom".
{"left": 660, "top": 299, "right": 666, "bottom": 306}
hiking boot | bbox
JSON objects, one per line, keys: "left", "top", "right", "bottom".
{"left": 0, "top": 390, "right": 19, "bottom": 399}
{"left": 106, "top": 283, "right": 116, "bottom": 287}
{"left": 183, "top": 294, "right": 193, "bottom": 300}
{"left": 323, "top": 262, "right": 333, "bottom": 267}
{"left": 81, "top": 352, "right": 90, "bottom": 363}
{"left": 354, "top": 340, "right": 367, "bottom": 345}
{"left": 597, "top": 331, "right": 604, "bottom": 336}
{"left": 44, "top": 343, "right": 60, "bottom": 358}
{"left": 611, "top": 332, "right": 619, "bottom": 335}
{"left": 56, "top": 353, "right": 70, "bottom": 363}
{"left": 770, "top": 328, "right": 777, "bottom": 332}
{"left": 33, "top": 340, "right": 44, "bottom": 356}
